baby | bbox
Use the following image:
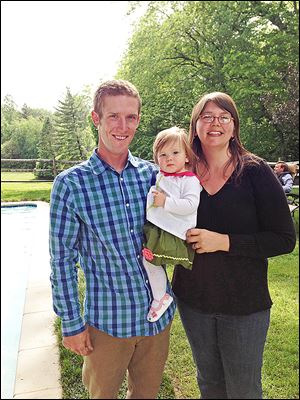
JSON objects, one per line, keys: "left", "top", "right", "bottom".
{"left": 143, "top": 126, "right": 202, "bottom": 322}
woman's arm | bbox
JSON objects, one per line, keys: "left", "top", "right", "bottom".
{"left": 228, "top": 162, "right": 296, "bottom": 258}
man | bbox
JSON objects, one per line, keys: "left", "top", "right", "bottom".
{"left": 274, "top": 162, "right": 293, "bottom": 193}
{"left": 49, "top": 80, "right": 175, "bottom": 399}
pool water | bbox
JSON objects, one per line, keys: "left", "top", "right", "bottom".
{"left": 1, "top": 205, "right": 38, "bottom": 399}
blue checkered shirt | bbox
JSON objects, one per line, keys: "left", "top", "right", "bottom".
{"left": 49, "top": 150, "right": 176, "bottom": 338}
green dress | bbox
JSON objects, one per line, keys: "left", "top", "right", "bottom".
{"left": 143, "top": 221, "right": 194, "bottom": 269}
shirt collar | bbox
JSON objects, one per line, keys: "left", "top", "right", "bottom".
{"left": 160, "top": 169, "right": 201, "bottom": 183}
{"left": 127, "top": 150, "right": 139, "bottom": 168}
{"left": 90, "top": 148, "right": 139, "bottom": 175}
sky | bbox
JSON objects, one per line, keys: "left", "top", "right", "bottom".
{"left": 1, "top": 1, "right": 145, "bottom": 111}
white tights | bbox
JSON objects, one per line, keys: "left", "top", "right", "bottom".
{"left": 143, "top": 258, "right": 173, "bottom": 322}
{"left": 143, "top": 258, "right": 167, "bottom": 300}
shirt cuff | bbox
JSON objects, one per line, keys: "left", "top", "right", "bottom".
{"left": 61, "top": 315, "right": 86, "bottom": 337}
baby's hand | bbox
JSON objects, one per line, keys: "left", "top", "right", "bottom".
{"left": 152, "top": 190, "right": 166, "bottom": 207}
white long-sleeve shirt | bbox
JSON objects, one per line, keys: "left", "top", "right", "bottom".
{"left": 146, "top": 172, "right": 202, "bottom": 240}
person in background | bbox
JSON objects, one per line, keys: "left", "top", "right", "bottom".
{"left": 172, "top": 92, "right": 296, "bottom": 399}
{"left": 142, "top": 126, "right": 201, "bottom": 322}
{"left": 49, "top": 80, "right": 175, "bottom": 399}
{"left": 274, "top": 161, "right": 294, "bottom": 193}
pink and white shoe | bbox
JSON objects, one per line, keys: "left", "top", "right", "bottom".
{"left": 147, "top": 294, "right": 174, "bottom": 322}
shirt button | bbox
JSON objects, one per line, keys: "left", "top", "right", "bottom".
{"left": 137, "top": 255, "right": 140, "bottom": 259}
{"left": 130, "top": 229, "right": 133, "bottom": 233}
{"left": 126, "top": 203, "right": 129, "bottom": 207}
{"left": 146, "top": 280, "right": 149, "bottom": 284}
{"left": 120, "top": 177, "right": 123, "bottom": 181}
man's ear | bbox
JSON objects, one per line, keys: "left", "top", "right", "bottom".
{"left": 91, "top": 110, "right": 100, "bottom": 127}
{"left": 137, "top": 113, "right": 141, "bottom": 127}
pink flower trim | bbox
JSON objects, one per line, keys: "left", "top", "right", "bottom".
{"left": 142, "top": 248, "right": 154, "bottom": 261}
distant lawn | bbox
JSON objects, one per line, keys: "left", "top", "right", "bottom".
{"left": 1, "top": 171, "right": 37, "bottom": 181}
{"left": 1, "top": 172, "right": 53, "bottom": 202}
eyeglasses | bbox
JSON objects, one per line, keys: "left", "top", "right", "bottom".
{"left": 200, "top": 115, "right": 234, "bottom": 125}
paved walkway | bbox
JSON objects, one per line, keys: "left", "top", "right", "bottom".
{"left": 11, "top": 202, "right": 62, "bottom": 399}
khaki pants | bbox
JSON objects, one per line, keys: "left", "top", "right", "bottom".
{"left": 82, "top": 323, "right": 171, "bottom": 399}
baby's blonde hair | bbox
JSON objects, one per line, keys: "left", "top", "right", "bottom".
{"left": 153, "top": 126, "right": 196, "bottom": 170}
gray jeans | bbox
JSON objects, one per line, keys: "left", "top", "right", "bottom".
{"left": 176, "top": 298, "right": 270, "bottom": 399}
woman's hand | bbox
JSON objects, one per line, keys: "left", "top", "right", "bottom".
{"left": 186, "top": 228, "right": 230, "bottom": 253}
{"left": 152, "top": 189, "right": 167, "bottom": 207}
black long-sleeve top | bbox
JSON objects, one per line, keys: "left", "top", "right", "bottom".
{"left": 172, "top": 160, "right": 296, "bottom": 315}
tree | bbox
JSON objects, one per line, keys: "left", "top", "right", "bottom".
{"left": 1, "top": 95, "right": 22, "bottom": 144}
{"left": 1, "top": 95, "right": 55, "bottom": 165}
{"left": 118, "top": 1, "right": 299, "bottom": 161}
{"left": 53, "top": 88, "right": 95, "bottom": 162}
{"left": 260, "top": 64, "right": 299, "bottom": 160}
{"left": 1, "top": 116, "right": 42, "bottom": 159}
{"left": 21, "top": 103, "right": 51, "bottom": 120}
{"left": 34, "top": 116, "right": 58, "bottom": 178}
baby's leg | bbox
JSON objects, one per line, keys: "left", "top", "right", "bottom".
{"left": 143, "top": 258, "right": 173, "bottom": 322}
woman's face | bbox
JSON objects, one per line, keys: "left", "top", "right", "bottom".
{"left": 195, "top": 101, "right": 234, "bottom": 150}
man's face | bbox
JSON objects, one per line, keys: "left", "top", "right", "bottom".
{"left": 274, "top": 164, "right": 284, "bottom": 174}
{"left": 92, "top": 95, "right": 140, "bottom": 157}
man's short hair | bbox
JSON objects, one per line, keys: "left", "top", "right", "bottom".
{"left": 93, "top": 80, "right": 141, "bottom": 117}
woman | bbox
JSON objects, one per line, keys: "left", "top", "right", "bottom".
{"left": 172, "top": 92, "right": 296, "bottom": 399}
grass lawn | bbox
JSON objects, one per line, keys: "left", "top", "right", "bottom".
{"left": 2, "top": 173, "right": 299, "bottom": 398}
{"left": 55, "top": 244, "right": 299, "bottom": 399}
{"left": 1, "top": 172, "right": 53, "bottom": 202}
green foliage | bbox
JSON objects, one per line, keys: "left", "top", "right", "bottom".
{"left": 1, "top": 95, "right": 52, "bottom": 161}
{"left": 20, "top": 103, "right": 51, "bottom": 120}
{"left": 118, "top": 0, "right": 299, "bottom": 161}
{"left": 129, "top": 133, "right": 155, "bottom": 160}
{"left": 1, "top": 116, "right": 43, "bottom": 159}
{"left": 34, "top": 117, "right": 57, "bottom": 179}
{"left": 260, "top": 65, "right": 299, "bottom": 160}
{"left": 87, "top": 113, "right": 98, "bottom": 144}
{"left": 1, "top": 89, "right": 96, "bottom": 168}
{"left": 53, "top": 88, "right": 95, "bottom": 163}
{"left": 1, "top": 158, "right": 36, "bottom": 170}
{"left": 1, "top": 1, "right": 299, "bottom": 164}
{"left": 1, "top": 95, "right": 22, "bottom": 144}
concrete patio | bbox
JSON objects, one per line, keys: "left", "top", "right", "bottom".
{"left": 9, "top": 202, "right": 62, "bottom": 399}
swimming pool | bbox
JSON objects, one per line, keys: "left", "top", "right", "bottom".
{"left": 1, "top": 204, "right": 39, "bottom": 399}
